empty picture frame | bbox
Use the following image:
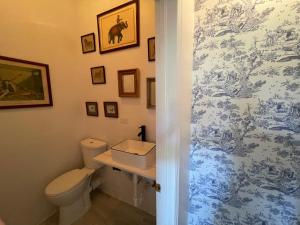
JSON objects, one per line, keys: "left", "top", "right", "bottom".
{"left": 103, "top": 102, "right": 118, "bottom": 118}
{"left": 86, "top": 102, "right": 98, "bottom": 116}
{"left": 81, "top": 33, "right": 96, "bottom": 54}
{"left": 118, "top": 69, "right": 139, "bottom": 97}
{"left": 91, "top": 66, "right": 106, "bottom": 84}
{"left": 148, "top": 37, "right": 155, "bottom": 61}
{"left": 147, "top": 78, "right": 156, "bottom": 109}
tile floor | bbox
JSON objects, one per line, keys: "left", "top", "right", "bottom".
{"left": 41, "top": 190, "right": 156, "bottom": 225}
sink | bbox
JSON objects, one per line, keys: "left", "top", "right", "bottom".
{"left": 111, "top": 140, "right": 156, "bottom": 169}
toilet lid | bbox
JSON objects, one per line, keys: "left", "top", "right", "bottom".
{"left": 45, "top": 169, "right": 88, "bottom": 197}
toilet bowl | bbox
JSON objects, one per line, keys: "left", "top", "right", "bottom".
{"left": 45, "top": 138, "right": 107, "bottom": 225}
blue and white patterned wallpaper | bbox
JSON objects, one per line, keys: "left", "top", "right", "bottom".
{"left": 189, "top": 0, "right": 300, "bottom": 224}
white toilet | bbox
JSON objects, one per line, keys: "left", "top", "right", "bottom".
{"left": 45, "top": 138, "right": 107, "bottom": 225}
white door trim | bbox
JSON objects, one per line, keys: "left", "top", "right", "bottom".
{"left": 155, "top": 0, "right": 193, "bottom": 224}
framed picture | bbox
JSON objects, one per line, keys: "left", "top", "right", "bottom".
{"left": 91, "top": 66, "right": 106, "bottom": 84}
{"left": 86, "top": 102, "right": 98, "bottom": 116}
{"left": 81, "top": 33, "right": 96, "bottom": 54}
{"left": 97, "top": 0, "right": 140, "bottom": 54}
{"left": 118, "top": 69, "right": 139, "bottom": 97}
{"left": 103, "top": 102, "right": 118, "bottom": 118}
{"left": 148, "top": 37, "right": 155, "bottom": 61}
{"left": 147, "top": 78, "right": 156, "bottom": 109}
{"left": 0, "top": 56, "right": 53, "bottom": 109}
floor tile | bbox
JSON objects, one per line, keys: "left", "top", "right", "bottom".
{"left": 41, "top": 190, "right": 156, "bottom": 225}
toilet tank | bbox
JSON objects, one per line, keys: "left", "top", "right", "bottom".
{"left": 81, "top": 138, "right": 107, "bottom": 169}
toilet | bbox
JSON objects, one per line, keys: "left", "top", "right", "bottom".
{"left": 45, "top": 138, "right": 107, "bottom": 225}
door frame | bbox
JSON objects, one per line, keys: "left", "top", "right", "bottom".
{"left": 155, "top": 0, "right": 193, "bottom": 224}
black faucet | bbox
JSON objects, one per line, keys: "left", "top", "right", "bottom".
{"left": 138, "top": 125, "right": 146, "bottom": 141}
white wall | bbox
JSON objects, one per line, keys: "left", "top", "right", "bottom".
{"left": 0, "top": 1, "right": 87, "bottom": 225}
{"left": 74, "top": 0, "right": 156, "bottom": 215}
{"left": 0, "top": 0, "right": 156, "bottom": 224}
{"left": 155, "top": 0, "right": 193, "bottom": 224}
{"left": 75, "top": 0, "right": 156, "bottom": 144}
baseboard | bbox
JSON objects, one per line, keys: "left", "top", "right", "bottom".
{"left": 37, "top": 209, "right": 57, "bottom": 225}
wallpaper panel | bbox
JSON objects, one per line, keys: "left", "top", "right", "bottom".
{"left": 189, "top": 0, "right": 300, "bottom": 224}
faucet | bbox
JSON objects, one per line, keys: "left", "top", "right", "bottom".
{"left": 138, "top": 125, "right": 146, "bottom": 141}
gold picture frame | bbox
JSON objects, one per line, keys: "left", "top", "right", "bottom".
{"left": 148, "top": 37, "right": 155, "bottom": 61}
{"left": 147, "top": 78, "right": 156, "bottom": 109}
{"left": 97, "top": 0, "right": 140, "bottom": 54}
{"left": 118, "top": 69, "right": 139, "bottom": 97}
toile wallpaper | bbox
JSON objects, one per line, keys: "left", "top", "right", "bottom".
{"left": 189, "top": 0, "right": 300, "bottom": 224}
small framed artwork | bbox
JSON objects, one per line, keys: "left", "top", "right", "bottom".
{"left": 148, "top": 37, "right": 155, "bottom": 61}
{"left": 86, "top": 102, "right": 98, "bottom": 116}
{"left": 103, "top": 102, "right": 118, "bottom": 118}
{"left": 91, "top": 66, "right": 106, "bottom": 84}
{"left": 81, "top": 33, "right": 96, "bottom": 54}
{"left": 147, "top": 78, "right": 156, "bottom": 109}
{"left": 97, "top": 0, "right": 140, "bottom": 54}
{"left": 0, "top": 56, "right": 53, "bottom": 109}
{"left": 118, "top": 69, "right": 139, "bottom": 97}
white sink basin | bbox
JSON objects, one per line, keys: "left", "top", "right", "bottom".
{"left": 111, "top": 140, "right": 156, "bottom": 169}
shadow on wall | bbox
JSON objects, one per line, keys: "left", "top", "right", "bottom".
{"left": 0, "top": 218, "right": 6, "bottom": 225}
{"left": 189, "top": 0, "right": 300, "bottom": 224}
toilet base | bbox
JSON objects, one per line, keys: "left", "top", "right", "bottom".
{"left": 59, "top": 189, "right": 91, "bottom": 225}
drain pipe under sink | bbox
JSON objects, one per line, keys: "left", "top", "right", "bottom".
{"left": 133, "top": 174, "right": 139, "bottom": 207}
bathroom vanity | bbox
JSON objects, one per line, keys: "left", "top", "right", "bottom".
{"left": 94, "top": 150, "right": 156, "bottom": 180}
{"left": 93, "top": 140, "right": 156, "bottom": 207}
{"left": 93, "top": 140, "right": 156, "bottom": 180}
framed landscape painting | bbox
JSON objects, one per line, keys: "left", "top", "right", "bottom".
{"left": 97, "top": 0, "right": 140, "bottom": 54}
{"left": 0, "top": 56, "right": 53, "bottom": 109}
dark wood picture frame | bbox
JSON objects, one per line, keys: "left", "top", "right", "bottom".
{"left": 91, "top": 66, "right": 106, "bottom": 84}
{"left": 81, "top": 33, "right": 96, "bottom": 54}
{"left": 147, "top": 77, "right": 156, "bottom": 109}
{"left": 103, "top": 102, "right": 118, "bottom": 118}
{"left": 0, "top": 55, "right": 53, "bottom": 110}
{"left": 118, "top": 69, "right": 139, "bottom": 97}
{"left": 97, "top": 0, "right": 140, "bottom": 54}
{"left": 148, "top": 37, "right": 155, "bottom": 61}
{"left": 86, "top": 102, "right": 98, "bottom": 116}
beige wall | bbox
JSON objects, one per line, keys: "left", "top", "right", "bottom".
{"left": 75, "top": 0, "right": 156, "bottom": 144}
{"left": 75, "top": 0, "right": 156, "bottom": 215}
{"left": 0, "top": 1, "right": 86, "bottom": 225}
{"left": 0, "top": 0, "right": 156, "bottom": 224}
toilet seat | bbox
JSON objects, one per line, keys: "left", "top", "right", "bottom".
{"left": 45, "top": 169, "right": 88, "bottom": 197}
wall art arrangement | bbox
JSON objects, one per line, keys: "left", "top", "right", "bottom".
{"left": 189, "top": 0, "right": 300, "bottom": 225}
{"left": 97, "top": 0, "right": 140, "bottom": 54}
{"left": 81, "top": 33, "right": 96, "bottom": 54}
{"left": 91, "top": 66, "right": 106, "bottom": 84}
{"left": 118, "top": 69, "right": 139, "bottom": 97}
{"left": 147, "top": 37, "right": 155, "bottom": 61}
{"left": 85, "top": 102, "right": 98, "bottom": 117}
{"left": 83, "top": 1, "right": 156, "bottom": 119}
{"left": 0, "top": 56, "right": 53, "bottom": 109}
{"left": 103, "top": 101, "right": 118, "bottom": 118}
